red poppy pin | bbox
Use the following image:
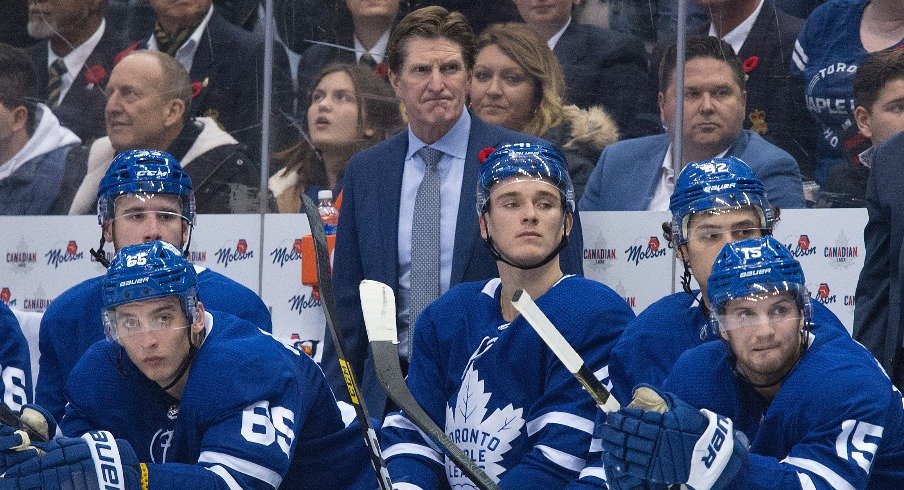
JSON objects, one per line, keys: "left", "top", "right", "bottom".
{"left": 191, "top": 78, "right": 209, "bottom": 98}
{"left": 478, "top": 147, "right": 495, "bottom": 164}
{"left": 742, "top": 55, "right": 759, "bottom": 73}
{"left": 84, "top": 64, "right": 107, "bottom": 86}
{"left": 373, "top": 62, "right": 389, "bottom": 80}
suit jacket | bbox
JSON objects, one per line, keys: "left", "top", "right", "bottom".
{"left": 171, "top": 12, "right": 296, "bottom": 155}
{"left": 553, "top": 22, "right": 660, "bottom": 139}
{"left": 854, "top": 130, "right": 904, "bottom": 388}
{"left": 29, "top": 25, "right": 130, "bottom": 144}
{"left": 735, "top": 1, "right": 816, "bottom": 182}
{"left": 578, "top": 130, "right": 806, "bottom": 211}
{"left": 323, "top": 114, "right": 585, "bottom": 415}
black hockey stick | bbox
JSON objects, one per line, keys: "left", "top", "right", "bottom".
{"left": 300, "top": 194, "right": 392, "bottom": 490}
{"left": 0, "top": 403, "right": 48, "bottom": 443}
{"left": 511, "top": 289, "right": 621, "bottom": 413}
{"left": 359, "top": 280, "right": 500, "bottom": 490}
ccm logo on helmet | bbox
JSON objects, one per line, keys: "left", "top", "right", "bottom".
{"left": 135, "top": 169, "right": 169, "bottom": 178}
{"left": 739, "top": 267, "right": 771, "bottom": 278}
{"left": 119, "top": 277, "right": 150, "bottom": 287}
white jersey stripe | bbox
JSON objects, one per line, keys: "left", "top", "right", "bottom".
{"left": 578, "top": 465, "right": 608, "bottom": 481}
{"left": 382, "top": 442, "right": 444, "bottom": 466}
{"left": 393, "top": 483, "right": 425, "bottom": 490}
{"left": 205, "top": 465, "right": 244, "bottom": 490}
{"left": 536, "top": 445, "right": 586, "bottom": 472}
{"left": 782, "top": 456, "right": 855, "bottom": 490}
{"left": 590, "top": 437, "right": 602, "bottom": 452}
{"left": 794, "top": 39, "right": 808, "bottom": 64}
{"left": 792, "top": 51, "right": 806, "bottom": 72}
{"left": 798, "top": 472, "right": 817, "bottom": 490}
{"left": 198, "top": 451, "right": 282, "bottom": 488}
{"left": 383, "top": 413, "right": 444, "bottom": 454}
{"left": 527, "top": 411, "right": 594, "bottom": 436}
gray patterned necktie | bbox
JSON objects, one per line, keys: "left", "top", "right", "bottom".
{"left": 407, "top": 146, "right": 443, "bottom": 357}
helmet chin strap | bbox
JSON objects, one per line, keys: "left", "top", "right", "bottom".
{"left": 483, "top": 219, "right": 569, "bottom": 271}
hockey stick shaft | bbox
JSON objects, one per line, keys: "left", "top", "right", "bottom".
{"left": 511, "top": 289, "right": 621, "bottom": 413}
{"left": 0, "top": 403, "right": 48, "bottom": 443}
{"left": 360, "top": 280, "right": 499, "bottom": 490}
{"left": 300, "top": 195, "right": 392, "bottom": 490}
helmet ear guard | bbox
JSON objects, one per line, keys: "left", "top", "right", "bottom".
{"left": 669, "top": 156, "right": 775, "bottom": 246}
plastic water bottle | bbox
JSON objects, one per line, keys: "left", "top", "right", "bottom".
{"left": 317, "top": 190, "right": 339, "bottom": 235}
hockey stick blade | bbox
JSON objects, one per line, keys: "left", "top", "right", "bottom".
{"left": 0, "top": 403, "right": 48, "bottom": 443}
{"left": 359, "top": 280, "right": 500, "bottom": 490}
{"left": 300, "top": 195, "right": 392, "bottom": 490}
{"left": 511, "top": 289, "right": 621, "bottom": 413}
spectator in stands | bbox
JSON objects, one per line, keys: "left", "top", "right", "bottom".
{"left": 2, "top": 0, "right": 36, "bottom": 48}
{"left": 469, "top": 22, "right": 619, "bottom": 200}
{"left": 412, "top": 1, "right": 523, "bottom": 35}
{"left": 270, "top": 64, "right": 404, "bottom": 212}
{"left": 791, "top": 0, "right": 904, "bottom": 185}
{"left": 295, "top": 0, "right": 401, "bottom": 115}
{"left": 37, "top": 148, "right": 272, "bottom": 424}
{"left": 821, "top": 47, "right": 904, "bottom": 207}
{"left": 66, "top": 50, "right": 258, "bottom": 214}
{"left": 512, "top": 0, "right": 659, "bottom": 138}
{"left": 0, "top": 43, "right": 80, "bottom": 215}
{"left": 143, "top": 0, "right": 296, "bottom": 154}
{"left": 579, "top": 36, "right": 806, "bottom": 211}
{"left": 697, "top": 0, "right": 816, "bottom": 178}
{"left": 324, "top": 6, "right": 583, "bottom": 416}
{"left": 26, "top": 0, "right": 130, "bottom": 144}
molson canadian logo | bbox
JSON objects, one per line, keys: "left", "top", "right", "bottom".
{"left": 288, "top": 291, "right": 321, "bottom": 313}
{"left": 45, "top": 240, "right": 85, "bottom": 268}
{"left": 625, "top": 236, "right": 666, "bottom": 266}
{"left": 270, "top": 239, "right": 303, "bottom": 268}
{"left": 584, "top": 236, "right": 617, "bottom": 268}
{"left": 786, "top": 235, "right": 816, "bottom": 258}
{"left": 214, "top": 239, "right": 253, "bottom": 267}
{"left": 6, "top": 237, "right": 37, "bottom": 271}
{"left": 813, "top": 282, "right": 836, "bottom": 304}
{"left": 825, "top": 231, "right": 859, "bottom": 268}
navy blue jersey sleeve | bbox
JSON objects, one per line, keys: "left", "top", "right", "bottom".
{"left": 0, "top": 304, "right": 31, "bottom": 410}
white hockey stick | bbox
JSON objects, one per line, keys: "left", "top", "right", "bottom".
{"left": 359, "top": 280, "right": 500, "bottom": 490}
{"left": 511, "top": 289, "right": 621, "bottom": 413}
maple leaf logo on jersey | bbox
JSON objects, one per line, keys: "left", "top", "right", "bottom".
{"left": 445, "top": 354, "right": 524, "bottom": 486}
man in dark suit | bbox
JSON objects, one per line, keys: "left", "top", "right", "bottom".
{"left": 27, "top": 0, "right": 130, "bottom": 144}
{"left": 326, "top": 6, "right": 583, "bottom": 416}
{"left": 145, "top": 0, "right": 296, "bottom": 154}
{"left": 513, "top": 0, "right": 660, "bottom": 139}
{"left": 698, "top": 0, "right": 816, "bottom": 183}
{"left": 580, "top": 36, "right": 805, "bottom": 211}
{"left": 854, "top": 129, "right": 904, "bottom": 390}
{"left": 295, "top": 0, "right": 400, "bottom": 111}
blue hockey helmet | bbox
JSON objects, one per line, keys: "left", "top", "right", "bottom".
{"left": 97, "top": 149, "right": 195, "bottom": 226}
{"left": 101, "top": 240, "right": 199, "bottom": 340}
{"left": 707, "top": 236, "right": 810, "bottom": 330}
{"left": 476, "top": 142, "right": 575, "bottom": 214}
{"left": 669, "top": 156, "right": 775, "bottom": 245}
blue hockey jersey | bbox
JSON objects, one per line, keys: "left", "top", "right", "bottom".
{"left": 0, "top": 303, "right": 31, "bottom": 410}
{"left": 381, "top": 275, "right": 635, "bottom": 488}
{"left": 61, "top": 310, "right": 372, "bottom": 489}
{"left": 662, "top": 330, "right": 904, "bottom": 489}
{"left": 607, "top": 291, "right": 849, "bottom": 405}
{"left": 791, "top": 0, "right": 904, "bottom": 183}
{"left": 37, "top": 266, "right": 272, "bottom": 423}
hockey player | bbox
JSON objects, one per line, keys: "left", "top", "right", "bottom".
{"left": 0, "top": 241, "right": 372, "bottom": 488}
{"left": 36, "top": 149, "right": 272, "bottom": 424}
{"left": 598, "top": 236, "right": 904, "bottom": 489}
{"left": 0, "top": 304, "right": 32, "bottom": 411}
{"left": 380, "top": 142, "right": 635, "bottom": 487}
{"left": 605, "top": 156, "right": 847, "bottom": 404}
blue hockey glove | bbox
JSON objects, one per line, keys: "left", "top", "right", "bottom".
{"left": 0, "top": 431, "right": 144, "bottom": 489}
{"left": 0, "top": 404, "right": 57, "bottom": 474}
{"left": 600, "top": 385, "right": 748, "bottom": 489}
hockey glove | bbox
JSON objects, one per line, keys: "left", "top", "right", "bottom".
{"left": 0, "top": 404, "right": 57, "bottom": 474}
{"left": 1, "top": 431, "right": 145, "bottom": 490}
{"left": 600, "top": 385, "right": 748, "bottom": 490}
